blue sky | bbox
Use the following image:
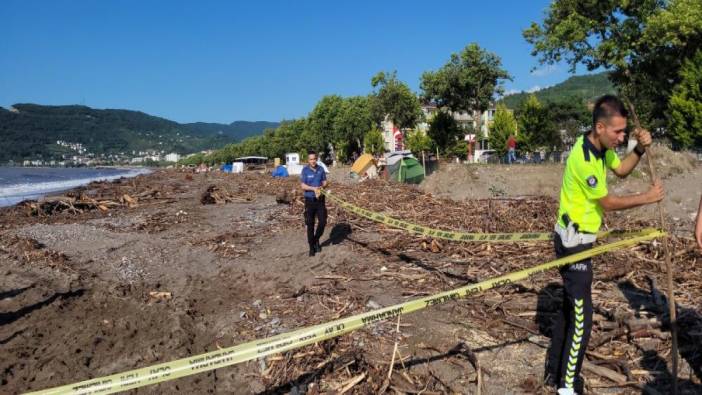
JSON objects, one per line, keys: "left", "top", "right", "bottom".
{"left": 1, "top": 0, "right": 583, "bottom": 123}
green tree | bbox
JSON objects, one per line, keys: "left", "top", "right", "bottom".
{"left": 524, "top": 0, "right": 702, "bottom": 129}
{"left": 427, "top": 111, "right": 461, "bottom": 154}
{"left": 517, "top": 95, "right": 558, "bottom": 151}
{"left": 544, "top": 99, "right": 590, "bottom": 147}
{"left": 363, "top": 127, "right": 385, "bottom": 156}
{"left": 179, "top": 152, "right": 205, "bottom": 166}
{"left": 669, "top": 50, "right": 702, "bottom": 148}
{"left": 405, "top": 129, "right": 433, "bottom": 157}
{"left": 270, "top": 120, "right": 307, "bottom": 158}
{"left": 335, "top": 96, "right": 374, "bottom": 159}
{"left": 488, "top": 104, "right": 517, "bottom": 156}
{"left": 370, "top": 71, "right": 423, "bottom": 130}
{"left": 308, "top": 95, "right": 344, "bottom": 154}
{"left": 421, "top": 43, "right": 511, "bottom": 131}
{"left": 448, "top": 140, "right": 469, "bottom": 160}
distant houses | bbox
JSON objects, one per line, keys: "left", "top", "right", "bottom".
{"left": 381, "top": 104, "right": 497, "bottom": 152}
{"left": 165, "top": 153, "right": 180, "bottom": 163}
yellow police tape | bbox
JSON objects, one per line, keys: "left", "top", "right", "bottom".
{"left": 28, "top": 228, "right": 663, "bottom": 395}
{"left": 321, "top": 189, "right": 654, "bottom": 242}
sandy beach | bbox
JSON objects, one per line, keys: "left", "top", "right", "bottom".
{"left": 2, "top": 163, "right": 702, "bottom": 394}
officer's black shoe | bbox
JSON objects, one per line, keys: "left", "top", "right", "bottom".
{"left": 309, "top": 247, "right": 316, "bottom": 257}
{"left": 314, "top": 242, "right": 322, "bottom": 253}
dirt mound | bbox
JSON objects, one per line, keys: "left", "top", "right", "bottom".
{"left": 649, "top": 144, "right": 699, "bottom": 179}
{"left": 420, "top": 163, "right": 564, "bottom": 200}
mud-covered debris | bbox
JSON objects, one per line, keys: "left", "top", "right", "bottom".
{"left": 148, "top": 291, "right": 172, "bottom": 301}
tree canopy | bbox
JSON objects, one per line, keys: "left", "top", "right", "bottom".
{"left": 405, "top": 129, "right": 433, "bottom": 156}
{"left": 370, "top": 71, "right": 423, "bottom": 130}
{"left": 421, "top": 43, "right": 511, "bottom": 116}
{"left": 524, "top": 0, "right": 702, "bottom": 138}
{"left": 427, "top": 111, "right": 462, "bottom": 154}
{"left": 669, "top": 50, "right": 702, "bottom": 149}
{"left": 516, "top": 95, "right": 559, "bottom": 151}
{"left": 488, "top": 104, "right": 518, "bottom": 156}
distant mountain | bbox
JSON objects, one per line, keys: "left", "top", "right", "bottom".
{"left": 501, "top": 72, "right": 615, "bottom": 109}
{"left": 0, "top": 104, "right": 277, "bottom": 162}
{"left": 183, "top": 121, "right": 280, "bottom": 141}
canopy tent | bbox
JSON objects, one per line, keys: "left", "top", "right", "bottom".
{"left": 384, "top": 150, "right": 414, "bottom": 167}
{"left": 386, "top": 155, "right": 424, "bottom": 184}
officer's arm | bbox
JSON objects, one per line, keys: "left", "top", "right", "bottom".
{"left": 300, "top": 182, "right": 315, "bottom": 191}
{"left": 598, "top": 193, "right": 651, "bottom": 211}
{"left": 598, "top": 180, "right": 664, "bottom": 211}
{"left": 613, "top": 129, "right": 651, "bottom": 178}
{"left": 611, "top": 152, "right": 641, "bottom": 178}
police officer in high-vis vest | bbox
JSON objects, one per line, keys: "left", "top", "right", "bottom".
{"left": 546, "top": 95, "right": 665, "bottom": 395}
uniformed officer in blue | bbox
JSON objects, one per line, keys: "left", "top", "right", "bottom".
{"left": 300, "top": 150, "right": 328, "bottom": 256}
{"left": 545, "top": 95, "right": 665, "bottom": 395}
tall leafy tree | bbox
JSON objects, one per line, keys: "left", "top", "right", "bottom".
{"left": 488, "top": 104, "right": 517, "bottom": 156}
{"left": 524, "top": 0, "right": 702, "bottom": 128}
{"left": 545, "top": 99, "right": 590, "bottom": 146}
{"left": 335, "top": 96, "right": 374, "bottom": 158}
{"left": 517, "top": 95, "right": 558, "bottom": 151}
{"left": 421, "top": 43, "right": 511, "bottom": 129}
{"left": 427, "top": 111, "right": 462, "bottom": 153}
{"left": 405, "top": 130, "right": 434, "bottom": 157}
{"left": 308, "top": 95, "right": 344, "bottom": 154}
{"left": 669, "top": 50, "right": 702, "bottom": 148}
{"left": 363, "top": 127, "right": 386, "bottom": 156}
{"left": 370, "top": 71, "right": 423, "bottom": 130}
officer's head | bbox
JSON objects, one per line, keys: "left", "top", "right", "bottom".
{"left": 307, "top": 150, "right": 318, "bottom": 168}
{"left": 592, "top": 95, "right": 628, "bottom": 149}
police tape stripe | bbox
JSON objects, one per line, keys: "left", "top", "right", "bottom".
{"left": 321, "top": 190, "right": 654, "bottom": 242}
{"left": 27, "top": 229, "right": 663, "bottom": 395}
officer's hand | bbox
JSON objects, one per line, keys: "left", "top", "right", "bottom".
{"left": 645, "top": 179, "right": 665, "bottom": 203}
{"left": 635, "top": 128, "right": 653, "bottom": 147}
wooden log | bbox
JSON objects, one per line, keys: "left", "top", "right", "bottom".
{"left": 582, "top": 360, "right": 627, "bottom": 384}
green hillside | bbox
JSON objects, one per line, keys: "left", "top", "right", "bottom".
{"left": 501, "top": 72, "right": 615, "bottom": 109}
{"left": 0, "top": 104, "right": 277, "bottom": 162}
{"left": 184, "top": 121, "right": 280, "bottom": 140}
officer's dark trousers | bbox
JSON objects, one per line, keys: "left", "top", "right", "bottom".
{"left": 304, "top": 197, "right": 327, "bottom": 247}
{"left": 546, "top": 233, "right": 594, "bottom": 393}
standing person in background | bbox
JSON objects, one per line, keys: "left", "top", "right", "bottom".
{"left": 300, "top": 151, "right": 328, "bottom": 257}
{"left": 507, "top": 134, "right": 517, "bottom": 164}
{"left": 545, "top": 95, "right": 665, "bottom": 395}
{"left": 696, "top": 195, "right": 702, "bottom": 250}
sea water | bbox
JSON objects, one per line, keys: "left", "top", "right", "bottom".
{"left": 0, "top": 167, "right": 151, "bottom": 207}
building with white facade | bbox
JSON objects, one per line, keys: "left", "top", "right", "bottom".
{"left": 381, "top": 104, "right": 497, "bottom": 152}
{"left": 165, "top": 153, "right": 181, "bottom": 163}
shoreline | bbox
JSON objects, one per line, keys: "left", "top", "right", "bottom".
{"left": 0, "top": 167, "right": 153, "bottom": 207}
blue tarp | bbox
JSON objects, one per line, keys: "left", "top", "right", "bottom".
{"left": 272, "top": 165, "right": 289, "bottom": 177}
{"left": 221, "top": 163, "right": 233, "bottom": 173}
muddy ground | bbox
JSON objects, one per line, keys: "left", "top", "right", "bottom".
{"left": 1, "top": 160, "right": 702, "bottom": 395}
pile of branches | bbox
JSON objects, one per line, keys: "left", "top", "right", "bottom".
{"left": 217, "top": 173, "right": 702, "bottom": 393}
{"left": 19, "top": 194, "right": 133, "bottom": 216}
{"left": 0, "top": 233, "right": 70, "bottom": 269}
{"left": 13, "top": 172, "right": 179, "bottom": 217}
